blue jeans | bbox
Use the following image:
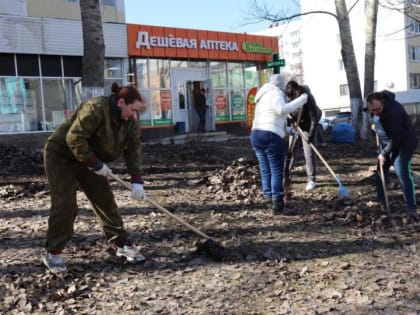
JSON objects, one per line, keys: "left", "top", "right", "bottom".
{"left": 376, "top": 147, "right": 417, "bottom": 213}
{"left": 251, "top": 130, "right": 285, "bottom": 201}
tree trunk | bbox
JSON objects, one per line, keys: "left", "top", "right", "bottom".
{"left": 335, "top": 0, "right": 363, "bottom": 139}
{"left": 80, "top": 0, "right": 105, "bottom": 100}
{"left": 362, "top": 0, "right": 379, "bottom": 140}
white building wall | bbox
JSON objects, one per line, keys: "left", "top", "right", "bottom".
{"left": 300, "top": 0, "right": 346, "bottom": 112}
{"left": 299, "top": 0, "right": 415, "bottom": 114}
{"left": 255, "top": 21, "right": 303, "bottom": 81}
{"left": 0, "top": 14, "right": 127, "bottom": 57}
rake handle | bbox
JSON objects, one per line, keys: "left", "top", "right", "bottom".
{"left": 107, "top": 172, "right": 211, "bottom": 240}
{"left": 289, "top": 115, "right": 338, "bottom": 179}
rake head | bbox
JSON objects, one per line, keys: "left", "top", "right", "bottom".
{"left": 336, "top": 176, "right": 350, "bottom": 198}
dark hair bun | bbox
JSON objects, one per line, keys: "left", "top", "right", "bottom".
{"left": 111, "top": 82, "right": 120, "bottom": 93}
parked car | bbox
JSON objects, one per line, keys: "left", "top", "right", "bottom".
{"left": 329, "top": 111, "right": 352, "bottom": 130}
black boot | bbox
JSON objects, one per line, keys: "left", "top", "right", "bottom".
{"left": 272, "top": 199, "right": 296, "bottom": 215}
{"left": 272, "top": 199, "right": 284, "bottom": 215}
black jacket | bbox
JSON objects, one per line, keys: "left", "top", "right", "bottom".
{"left": 291, "top": 85, "right": 319, "bottom": 135}
{"left": 380, "top": 90, "right": 418, "bottom": 157}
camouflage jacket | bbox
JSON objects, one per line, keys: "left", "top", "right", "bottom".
{"left": 46, "top": 96, "right": 142, "bottom": 178}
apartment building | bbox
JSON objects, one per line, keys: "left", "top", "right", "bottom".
{"left": 256, "top": 0, "right": 420, "bottom": 118}
{"left": 255, "top": 20, "right": 303, "bottom": 83}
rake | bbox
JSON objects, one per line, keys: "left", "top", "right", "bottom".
{"left": 289, "top": 115, "right": 350, "bottom": 198}
{"left": 107, "top": 172, "right": 229, "bottom": 261}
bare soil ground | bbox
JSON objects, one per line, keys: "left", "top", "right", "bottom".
{"left": 0, "top": 135, "right": 419, "bottom": 314}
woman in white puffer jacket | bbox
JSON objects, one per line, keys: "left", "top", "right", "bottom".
{"left": 251, "top": 74, "right": 308, "bottom": 214}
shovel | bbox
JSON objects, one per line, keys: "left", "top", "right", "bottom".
{"left": 376, "top": 135, "right": 391, "bottom": 219}
{"left": 289, "top": 115, "right": 350, "bottom": 198}
{"left": 107, "top": 172, "right": 228, "bottom": 261}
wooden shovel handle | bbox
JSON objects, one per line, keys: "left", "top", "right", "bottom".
{"left": 376, "top": 135, "right": 390, "bottom": 211}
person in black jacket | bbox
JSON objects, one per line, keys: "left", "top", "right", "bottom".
{"left": 286, "top": 80, "right": 320, "bottom": 191}
{"left": 367, "top": 90, "right": 418, "bottom": 222}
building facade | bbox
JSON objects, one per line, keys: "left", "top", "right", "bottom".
{"left": 0, "top": 0, "right": 278, "bottom": 146}
{"left": 126, "top": 24, "right": 277, "bottom": 136}
{"left": 0, "top": 0, "right": 127, "bottom": 138}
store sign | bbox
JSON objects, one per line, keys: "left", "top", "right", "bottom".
{"left": 136, "top": 31, "right": 239, "bottom": 52}
{"left": 128, "top": 24, "right": 279, "bottom": 61}
{"left": 242, "top": 42, "right": 273, "bottom": 54}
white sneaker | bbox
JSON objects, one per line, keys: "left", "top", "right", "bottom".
{"left": 42, "top": 253, "right": 67, "bottom": 273}
{"left": 116, "top": 245, "right": 146, "bottom": 263}
{"left": 305, "top": 181, "right": 317, "bottom": 191}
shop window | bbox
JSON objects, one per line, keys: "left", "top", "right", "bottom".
{"left": 0, "top": 54, "right": 16, "bottom": 76}
{"left": 230, "top": 90, "right": 246, "bottom": 121}
{"left": 42, "top": 79, "right": 76, "bottom": 130}
{"left": 138, "top": 89, "right": 152, "bottom": 126}
{"left": 105, "top": 58, "right": 122, "bottom": 78}
{"left": 210, "top": 61, "right": 227, "bottom": 89}
{"left": 41, "top": 55, "right": 62, "bottom": 77}
{"left": 151, "top": 89, "right": 172, "bottom": 125}
{"left": 228, "top": 62, "right": 244, "bottom": 89}
{"left": 136, "top": 59, "right": 148, "bottom": 89}
{"left": 244, "top": 62, "right": 259, "bottom": 88}
{"left": 17, "top": 54, "right": 39, "bottom": 76}
{"left": 0, "top": 78, "right": 42, "bottom": 132}
{"left": 149, "top": 59, "right": 170, "bottom": 89}
{"left": 63, "top": 56, "right": 82, "bottom": 77}
{"left": 214, "top": 89, "right": 229, "bottom": 121}
{"left": 188, "top": 61, "right": 207, "bottom": 68}
{"left": 171, "top": 60, "right": 188, "bottom": 68}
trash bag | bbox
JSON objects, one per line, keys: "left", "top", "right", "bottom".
{"left": 331, "top": 122, "right": 355, "bottom": 144}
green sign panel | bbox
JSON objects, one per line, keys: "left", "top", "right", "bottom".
{"left": 153, "top": 118, "right": 173, "bottom": 125}
{"left": 242, "top": 42, "right": 273, "bottom": 54}
{"left": 266, "top": 59, "right": 286, "bottom": 68}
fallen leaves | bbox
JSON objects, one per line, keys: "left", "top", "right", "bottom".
{"left": 0, "top": 139, "right": 419, "bottom": 314}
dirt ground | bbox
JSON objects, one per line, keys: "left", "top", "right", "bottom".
{"left": 0, "top": 134, "right": 419, "bottom": 315}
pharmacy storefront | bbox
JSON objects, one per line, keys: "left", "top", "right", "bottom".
{"left": 127, "top": 24, "right": 278, "bottom": 134}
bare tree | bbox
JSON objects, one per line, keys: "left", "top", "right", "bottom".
{"left": 335, "top": 0, "right": 364, "bottom": 136}
{"left": 80, "top": 0, "right": 105, "bottom": 100}
{"left": 244, "top": 0, "right": 373, "bottom": 140}
{"left": 362, "top": 0, "right": 379, "bottom": 139}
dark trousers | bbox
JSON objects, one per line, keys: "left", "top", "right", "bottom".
{"left": 44, "top": 145, "right": 128, "bottom": 252}
{"left": 251, "top": 130, "right": 285, "bottom": 201}
{"left": 197, "top": 109, "right": 206, "bottom": 132}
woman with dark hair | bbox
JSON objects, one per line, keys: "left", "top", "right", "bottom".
{"left": 286, "top": 80, "right": 321, "bottom": 192}
{"left": 42, "top": 85, "right": 148, "bottom": 272}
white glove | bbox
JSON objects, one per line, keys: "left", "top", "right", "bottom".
{"left": 131, "top": 183, "right": 147, "bottom": 201}
{"left": 93, "top": 163, "right": 112, "bottom": 177}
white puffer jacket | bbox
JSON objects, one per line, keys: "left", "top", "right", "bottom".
{"left": 252, "top": 83, "right": 308, "bottom": 138}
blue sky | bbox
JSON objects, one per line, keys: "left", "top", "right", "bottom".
{"left": 124, "top": 0, "right": 298, "bottom": 33}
